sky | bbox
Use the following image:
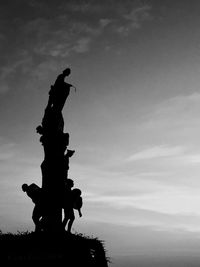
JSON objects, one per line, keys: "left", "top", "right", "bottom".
{"left": 2, "top": 0, "right": 200, "bottom": 266}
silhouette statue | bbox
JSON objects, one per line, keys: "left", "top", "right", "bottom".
{"left": 22, "top": 68, "right": 81, "bottom": 232}
{"left": 22, "top": 183, "right": 44, "bottom": 232}
{"left": 18, "top": 67, "right": 109, "bottom": 267}
{"left": 34, "top": 68, "right": 79, "bottom": 232}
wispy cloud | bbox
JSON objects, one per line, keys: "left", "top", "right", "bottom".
{"left": 0, "top": 138, "right": 16, "bottom": 161}
{"left": 117, "top": 5, "right": 152, "bottom": 35}
{"left": 30, "top": 59, "right": 66, "bottom": 81}
{"left": 0, "top": 53, "right": 33, "bottom": 93}
{"left": 19, "top": 2, "right": 153, "bottom": 58}
{"left": 124, "top": 5, "right": 152, "bottom": 24}
{"left": 71, "top": 37, "right": 91, "bottom": 53}
{"left": 0, "top": 1, "right": 154, "bottom": 92}
{"left": 174, "top": 154, "right": 200, "bottom": 165}
{"left": 0, "top": 143, "right": 15, "bottom": 160}
{"left": 21, "top": 18, "right": 99, "bottom": 58}
{"left": 143, "top": 93, "right": 200, "bottom": 132}
{"left": 134, "top": 92, "right": 200, "bottom": 157}
{"left": 126, "top": 144, "right": 200, "bottom": 166}
{"left": 59, "top": 1, "right": 104, "bottom": 14}
{"left": 84, "top": 186, "right": 200, "bottom": 217}
{"left": 127, "top": 145, "right": 184, "bottom": 161}
{"left": 99, "top": 18, "right": 112, "bottom": 28}
{"left": 83, "top": 192, "right": 200, "bottom": 236}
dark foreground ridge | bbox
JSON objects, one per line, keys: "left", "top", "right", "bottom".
{"left": 0, "top": 231, "right": 109, "bottom": 267}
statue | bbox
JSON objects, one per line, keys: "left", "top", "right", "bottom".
{"left": 32, "top": 68, "right": 79, "bottom": 232}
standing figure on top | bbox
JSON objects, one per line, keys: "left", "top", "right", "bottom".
{"left": 47, "top": 68, "right": 76, "bottom": 112}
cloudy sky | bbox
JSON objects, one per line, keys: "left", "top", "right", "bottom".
{"left": 2, "top": 0, "right": 200, "bottom": 266}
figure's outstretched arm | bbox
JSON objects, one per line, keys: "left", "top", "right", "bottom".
{"left": 65, "top": 83, "right": 76, "bottom": 92}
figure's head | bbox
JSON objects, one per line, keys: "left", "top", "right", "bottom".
{"left": 65, "top": 178, "right": 74, "bottom": 188}
{"left": 63, "top": 68, "right": 71, "bottom": 77}
{"left": 36, "top": 125, "right": 43, "bottom": 135}
{"left": 73, "top": 188, "right": 81, "bottom": 196}
{"left": 22, "top": 183, "right": 28, "bottom": 192}
{"left": 67, "top": 149, "right": 75, "bottom": 157}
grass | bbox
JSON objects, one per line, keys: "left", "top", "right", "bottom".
{"left": 0, "top": 230, "right": 109, "bottom": 266}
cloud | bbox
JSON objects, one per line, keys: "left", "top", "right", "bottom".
{"left": 0, "top": 138, "right": 16, "bottom": 161}
{"left": 22, "top": 17, "right": 100, "bottom": 58}
{"left": 60, "top": 1, "right": 153, "bottom": 36}
{"left": 0, "top": 144, "right": 15, "bottom": 160}
{"left": 30, "top": 59, "right": 65, "bottom": 81}
{"left": 124, "top": 5, "right": 152, "bottom": 24}
{"left": 127, "top": 145, "right": 184, "bottom": 161}
{"left": 0, "top": 2, "right": 154, "bottom": 95}
{"left": 0, "top": 1, "right": 154, "bottom": 82}
{"left": 28, "top": 0, "right": 47, "bottom": 9}
{"left": 71, "top": 37, "right": 91, "bottom": 53}
{"left": 135, "top": 92, "right": 200, "bottom": 152}
{"left": 0, "top": 15, "right": 98, "bottom": 86}
{"left": 125, "top": 143, "right": 200, "bottom": 167}
{"left": 116, "top": 5, "right": 152, "bottom": 35}
{"left": 0, "top": 55, "right": 32, "bottom": 79}
{"left": 0, "top": 83, "right": 9, "bottom": 93}
{"left": 0, "top": 52, "right": 33, "bottom": 93}
{"left": 83, "top": 189, "right": 200, "bottom": 235}
{"left": 144, "top": 93, "right": 200, "bottom": 128}
{"left": 182, "top": 154, "right": 200, "bottom": 164}
{"left": 172, "top": 154, "right": 200, "bottom": 165}
{"left": 18, "top": 2, "right": 153, "bottom": 58}
{"left": 59, "top": 1, "right": 104, "bottom": 14}
{"left": 84, "top": 184, "right": 200, "bottom": 217}
{"left": 99, "top": 18, "right": 112, "bottom": 28}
